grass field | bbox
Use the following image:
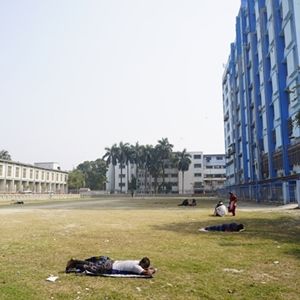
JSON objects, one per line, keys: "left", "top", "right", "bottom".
{"left": 0, "top": 196, "right": 299, "bottom": 300}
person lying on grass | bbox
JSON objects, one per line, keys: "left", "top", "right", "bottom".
{"left": 199, "top": 222, "right": 245, "bottom": 232}
{"left": 66, "top": 256, "right": 156, "bottom": 276}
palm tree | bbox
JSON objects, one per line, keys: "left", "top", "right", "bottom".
{"left": 130, "top": 142, "right": 143, "bottom": 192}
{"left": 102, "top": 144, "right": 119, "bottom": 193}
{"left": 117, "top": 142, "right": 130, "bottom": 193}
{"left": 148, "top": 146, "right": 162, "bottom": 193}
{"left": 157, "top": 138, "right": 173, "bottom": 192}
{"left": 124, "top": 144, "right": 135, "bottom": 193}
{"left": 0, "top": 150, "right": 12, "bottom": 160}
{"left": 140, "top": 145, "right": 153, "bottom": 193}
{"left": 176, "top": 149, "right": 192, "bottom": 194}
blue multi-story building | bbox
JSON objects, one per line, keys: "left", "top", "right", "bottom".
{"left": 222, "top": 0, "right": 300, "bottom": 204}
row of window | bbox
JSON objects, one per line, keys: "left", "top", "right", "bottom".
{"left": 204, "top": 174, "right": 226, "bottom": 178}
{"left": 205, "top": 156, "right": 224, "bottom": 162}
{"left": 0, "top": 164, "right": 67, "bottom": 182}
{"left": 205, "top": 165, "right": 225, "bottom": 169}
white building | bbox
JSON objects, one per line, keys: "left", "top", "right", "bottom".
{"left": 106, "top": 152, "right": 226, "bottom": 194}
{"left": 178, "top": 152, "right": 226, "bottom": 194}
{"left": 0, "top": 159, "right": 68, "bottom": 194}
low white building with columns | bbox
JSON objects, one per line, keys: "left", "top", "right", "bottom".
{"left": 0, "top": 159, "right": 68, "bottom": 194}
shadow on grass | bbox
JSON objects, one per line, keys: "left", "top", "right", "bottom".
{"left": 151, "top": 215, "right": 300, "bottom": 258}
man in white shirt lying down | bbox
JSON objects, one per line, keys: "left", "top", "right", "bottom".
{"left": 66, "top": 256, "right": 156, "bottom": 276}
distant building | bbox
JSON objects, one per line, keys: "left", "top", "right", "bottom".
{"left": 106, "top": 152, "right": 226, "bottom": 194}
{"left": 0, "top": 159, "right": 68, "bottom": 193}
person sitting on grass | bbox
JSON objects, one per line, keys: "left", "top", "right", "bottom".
{"left": 66, "top": 256, "right": 156, "bottom": 276}
{"left": 199, "top": 222, "right": 245, "bottom": 232}
{"left": 213, "top": 201, "right": 227, "bottom": 217}
{"left": 178, "top": 199, "right": 189, "bottom": 206}
{"left": 178, "top": 199, "right": 197, "bottom": 206}
{"left": 190, "top": 199, "right": 197, "bottom": 206}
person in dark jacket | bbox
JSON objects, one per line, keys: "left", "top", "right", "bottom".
{"left": 199, "top": 223, "right": 245, "bottom": 232}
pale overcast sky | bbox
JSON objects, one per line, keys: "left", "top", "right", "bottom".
{"left": 0, "top": 0, "right": 241, "bottom": 170}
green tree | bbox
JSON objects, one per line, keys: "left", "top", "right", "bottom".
{"left": 102, "top": 144, "right": 119, "bottom": 193}
{"left": 0, "top": 150, "right": 12, "bottom": 160}
{"left": 140, "top": 145, "right": 153, "bottom": 193}
{"left": 148, "top": 146, "right": 162, "bottom": 193}
{"left": 130, "top": 142, "right": 143, "bottom": 192}
{"left": 176, "top": 149, "right": 192, "bottom": 194}
{"left": 156, "top": 138, "right": 173, "bottom": 192}
{"left": 77, "top": 159, "right": 107, "bottom": 190}
{"left": 68, "top": 169, "right": 85, "bottom": 192}
{"left": 128, "top": 175, "right": 137, "bottom": 197}
{"left": 124, "top": 144, "right": 134, "bottom": 193}
{"left": 116, "top": 142, "right": 130, "bottom": 193}
{"left": 88, "top": 159, "right": 107, "bottom": 190}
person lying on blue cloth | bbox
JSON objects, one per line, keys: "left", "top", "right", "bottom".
{"left": 65, "top": 256, "right": 156, "bottom": 276}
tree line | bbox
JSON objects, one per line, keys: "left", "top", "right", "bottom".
{"left": 102, "top": 138, "right": 192, "bottom": 194}
{"left": 68, "top": 138, "right": 192, "bottom": 193}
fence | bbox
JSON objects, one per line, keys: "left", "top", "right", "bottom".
{"left": 217, "top": 178, "right": 300, "bottom": 204}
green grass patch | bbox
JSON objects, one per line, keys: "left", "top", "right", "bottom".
{"left": 0, "top": 197, "right": 299, "bottom": 299}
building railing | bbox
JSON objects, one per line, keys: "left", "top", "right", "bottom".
{"left": 217, "top": 176, "right": 300, "bottom": 204}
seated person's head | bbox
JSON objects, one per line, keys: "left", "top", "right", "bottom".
{"left": 139, "top": 257, "right": 150, "bottom": 269}
{"left": 218, "top": 201, "right": 223, "bottom": 205}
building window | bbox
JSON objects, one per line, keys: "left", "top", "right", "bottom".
{"left": 194, "top": 173, "right": 202, "bottom": 177}
{"left": 7, "top": 166, "right": 12, "bottom": 177}
{"left": 194, "top": 182, "right": 203, "bottom": 188}
{"left": 171, "top": 174, "right": 178, "bottom": 178}
{"left": 206, "top": 157, "right": 211, "bottom": 162}
{"left": 193, "top": 155, "right": 202, "bottom": 159}
{"left": 216, "top": 156, "right": 223, "bottom": 160}
{"left": 23, "top": 168, "right": 27, "bottom": 179}
{"left": 119, "top": 174, "right": 126, "bottom": 178}
{"left": 52, "top": 173, "right": 54, "bottom": 181}
{"left": 30, "top": 169, "right": 33, "bottom": 179}
{"left": 206, "top": 166, "right": 213, "bottom": 169}
{"left": 47, "top": 172, "right": 50, "bottom": 180}
{"left": 119, "top": 183, "right": 125, "bottom": 187}
{"left": 194, "top": 164, "right": 202, "bottom": 168}
{"left": 35, "top": 170, "right": 39, "bottom": 180}
{"left": 214, "top": 165, "right": 224, "bottom": 169}
{"left": 15, "top": 167, "right": 20, "bottom": 178}
{"left": 42, "top": 171, "right": 45, "bottom": 180}
{"left": 65, "top": 174, "right": 68, "bottom": 182}
{"left": 56, "top": 173, "right": 59, "bottom": 181}
{"left": 0, "top": 164, "right": 3, "bottom": 176}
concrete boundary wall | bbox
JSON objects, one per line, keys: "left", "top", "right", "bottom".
{"left": 0, "top": 193, "right": 80, "bottom": 203}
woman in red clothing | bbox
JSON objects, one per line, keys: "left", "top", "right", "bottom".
{"left": 228, "top": 192, "right": 238, "bottom": 216}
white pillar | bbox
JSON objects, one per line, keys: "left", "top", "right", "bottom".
{"left": 296, "top": 180, "right": 300, "bottom": 207}
{"left": 282, "top": 181, "right": 290, "bottom": 204}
